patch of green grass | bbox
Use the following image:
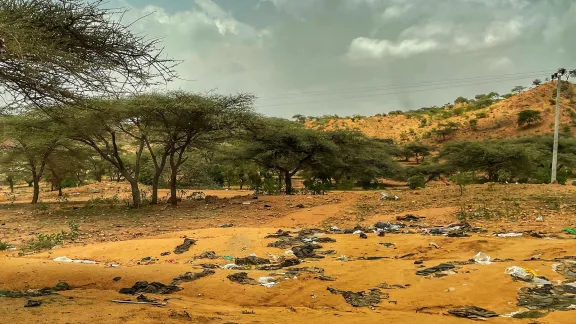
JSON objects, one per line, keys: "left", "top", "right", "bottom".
{"left": 24, "top": 220, "right": 80, "bottom": 252}
{"left": 0, "top": 241, "right": 10, "bottom": 251}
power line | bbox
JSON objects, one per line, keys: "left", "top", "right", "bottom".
{"left": 258, "top": 69, "right": 553, "bottom": 100}
{"left": 256, "top": 73, "right": 548, "bottom": 109}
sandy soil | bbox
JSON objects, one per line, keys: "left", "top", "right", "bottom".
{"left": 1, "top": 182, "right": 576, "bottom": 323}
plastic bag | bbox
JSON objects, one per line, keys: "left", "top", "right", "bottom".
{"left": 505, "top": 266, "right": 535, "bottom": 281}
{"left": 472, "top": 252, "right": 491, "bottom": 265}
{"left": 53, "top": 256, "right": 97, "bottom": 264}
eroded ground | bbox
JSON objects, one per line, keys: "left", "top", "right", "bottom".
{"left": 1, "top": 183, "right": 576, "bottom": 323}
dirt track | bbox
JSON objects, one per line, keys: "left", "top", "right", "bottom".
{"left": 1, "top": 183, "right": 576, "bottom": 323}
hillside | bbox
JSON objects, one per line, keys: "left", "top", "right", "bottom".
{"left": 305, "top": 81, "right": 576, "bottom": 144}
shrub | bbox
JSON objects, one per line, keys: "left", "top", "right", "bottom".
{"left": 407, "top": 175, "right": 426, "bottom": 189}
{"left": 0, "top": 241, "right": 10, "bottom": 251}
{"left": 475, "top": 112, "right": 488, "bottom": 119}
{"left": 572, "top": 180, "right": 576, "bottom": 186}
{"left": 469, "top": 119, "right": 478, "bottom": 130}
{"left": 453, "top": 107, "right": 465, "bottom": 116}
{"left": 518, "top": 110, "right": 543, "bottom": 126}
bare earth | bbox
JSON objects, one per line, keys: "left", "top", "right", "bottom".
{"left": 1, "top": 182, "right": 576, "bottom": 323}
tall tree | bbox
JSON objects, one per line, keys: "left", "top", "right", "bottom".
{"left": 0, "top": 0, "right": 177, "bottom": 110}
{"left": 0, "top": 112, "right": 64, "bottom": 203}
{"left": 240, "top": 118, "right": 338, "bottom": 194}
{"left": 128, "top": 92, "right": 255, "bottom": 205}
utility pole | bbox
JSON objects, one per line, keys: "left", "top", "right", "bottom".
{"left": 550, "top": 68, "right": 575, "bottom": 183}
{"left": 550, "top": 68, "right": 564, "bottom": 184}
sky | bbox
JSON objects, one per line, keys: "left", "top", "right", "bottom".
{"left": 110, "top": 0, "right": 576, "bottom": 117}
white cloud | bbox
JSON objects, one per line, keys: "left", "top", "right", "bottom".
{"left": 482, "top": 19, "right": 523, "bottom": 47}
{"left": 347, "top": 37, "right": 439, "bottom": 59}
{"left": 487, "top": 56, "right": 513, "bottom": 70}
{"left": 381, "top": 4, "right": 412, "bottom": 20}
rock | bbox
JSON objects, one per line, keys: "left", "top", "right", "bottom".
{"left": 448, "top": 306, "right": 498, "bottom": 319}
{"left": 227, "top": 272, "right": 258, "bottom": 285}
{"left": 414, "top": 260, "right": 423, "bottom": 265}
{"left": 113, "top": 277, "right": 122, "bottom": 282}
{"left": 173, "top": 238, "right": 196, "bottom": 255}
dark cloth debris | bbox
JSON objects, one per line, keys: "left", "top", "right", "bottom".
{"left": 199, "top": 263, "right": 220, "bottom": 269}
{"left": 113, "top": 277, "right": 122, "bottom": 282}
{"left": 173, "top": 238, "right": 196, "bottom": 255}
{"left": 160, "top": 252, "right": 171, "bottom": 256}
{"left": 235, "top": 256, "right": 270, "bottom": 266}
{"left": 265, "top": 230, "right": 292, "bottom": 238}
{"left": 380, "top": 243, "right": 396, "bottom": 248}
{"left": 378, "top": 231, "right": 385, "bottom": 237}
{"left": 219, "top": 224, "right": 234, "bottom": 228}
{"left": 359, "top": 233, "right": 368, "bottom": 239}
{"left": 377, "top": 283, "right": 408, "bottom": 289}
{"left": 0, "top": 282, "right": 71, "bottom": 298}
{"left": 414, "top": 260, "right": 423, "bottom": 265}
{"left": 195, "top": 251, "right": 218, "bottom": 259}
{"left": 295, "top": 204, "right": 305, "bottom": 208}
{"left": 315, "top": 275, "right": 335, "bottom": 281}
{"left": 24, "top": 300, "right": 42, "bottom": 307}
{"left": 227, "top": 272, "right": 258, "bottom": 285}
{"left": 119, "top": 281, "right": 182, "bottom": 295}
{"left": 327, "top": 287, "right": 388, "bottom": 307}
{"left": 374, "top": 222, "right": 403, "bottom": 233}
{"left": 267, "top": 238, "right": 297, "bottom": 249}
{"left": 415, "top": 263, "right": 455, "bottom": 276}
{"left": 172, "top": 269, "right": 215, "bottom": 285}
{"left": 448, "top": 306, "right": 498, "bottom": 319}
{"left": 292, "top": 244, "right": 324, "bottom": 259}
{"left": 398, "top": 253, "right": 416, "bottom": 259}
{"left": 314, "top": 237, "right": 336, "bottom": 243}
{"left": 396, "top": 214, "right": 424, "bottom": 222}
{"left": 517, "top": 284, "right": 576, "bottom": 310}
{"left": 285, "top": 267, "right": 325, "bottom": 277}
{"left": 318, "top": 250, "right": 337, "bottom": 255}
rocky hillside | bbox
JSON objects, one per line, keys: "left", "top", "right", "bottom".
{"left": 305, "top": 81, "right": 576, "bottom": 144}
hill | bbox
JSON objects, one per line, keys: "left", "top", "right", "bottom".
{"left": 305, "top": 81, "right": 576, "bottom": 144}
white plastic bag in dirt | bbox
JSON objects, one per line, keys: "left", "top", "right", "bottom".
{"left": 258, "top": 276, "right": 278, "bottom": 288}
{"left": 222, "top": 263, "right": 241, "bottom": 269}
{"left": 352, "top": 230, "right": 363, "bottom": 235}
{"left": 496, "top": 233, "right": 523, "bottom": 238}
{"left": 472, "top": 252, "right": 492, "bottom": 265}
{"left": 53, "top": 256, "right": 97, "bottom": 264}
{"left": 505, "top": 266, "right": 534, "bottom": 281}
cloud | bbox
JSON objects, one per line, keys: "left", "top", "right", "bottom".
{"left": 381, "top": 4, "right": 412, "bottom": 20}
{"left": 347, "top": 37, "right": 439, "bottom": 59}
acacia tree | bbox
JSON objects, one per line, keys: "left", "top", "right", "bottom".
{"left": 517, "top": 110, "right": 542, "bottom": 127}
{"left": 240, "top": 118, "right": 338, "bottom": 194}
{"left": 0, "top": 112, "right": 64, "bottom": 203}
{"left": 0, "top": 0, "right": 177, "bottom": 110}
{"left": 405, "top": 142, "right": 431, "bottom": 164}
{"left": 57, "top": 100, "right": 149, "bottom": 208}
{"left": 128, "top": 92, "right": 255, "bottom": 205}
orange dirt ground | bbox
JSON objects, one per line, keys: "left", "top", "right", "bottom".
{"left": 1, "top": 182, "right": 576, "bottom": 323}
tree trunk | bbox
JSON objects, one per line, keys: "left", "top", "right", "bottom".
{"left": 285, "top": 172, "right": 293, "bottom": 195}
{"left": 58, "top": 185, "right": 63, "bottom": 197}
{"left": 170, "top": 167, "right": 177, "bottom": 206}
{"left": 51, "top": 183, "right": 54, "bottom": 191}
{"left": 128, "top": 179, "right": 141, "bottom": 209}
{"left": 31, "top": 178, "right": 40, "bottom": 204}
{"left": 151, "top": 173, "right": 161, "bottom": 204}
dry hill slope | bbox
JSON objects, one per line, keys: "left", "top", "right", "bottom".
{"left": 307, "top": 81, "right": 576, "bottom": 143}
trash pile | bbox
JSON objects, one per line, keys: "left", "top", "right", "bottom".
{"left": 119, "top": 281, "right": 182, "bottom": 295}
{"left": 327, "top": 287, "right": 387, "bottom": 307}
{"left": 448, "top": 306, "right": 498, "bottom": 319}
{"left": 171, "top": 269, "right": 215, "bottom": 285}
{"left": 422, "top": 221, "right": 480, "bottom": 237}
{"left": 415, "top": 263, "right": 457, "bottom": 277}
{"left": 0, "top": 282, "right": 71, "bottom": 298}
{"left": 173, "top": 238, "right": 196, "bottom": 254}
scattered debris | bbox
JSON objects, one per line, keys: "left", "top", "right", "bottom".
{"left": 119, "top": 281, "right": 182, "bottom": 295}
{"left": 562, "top": 228, "right": 576, "bottom": 235}
{"left": 472, "top": 252, "right": 492, "bottom": 265}
{"left": 429, "top": 242, "right": 441, "bottom": 249}
{"left": 222, "top": 255, "right": 234, "bottom": 261}
{"left": 111, "top": 298, "right": 167, "bottom": 307}
{"left": 172, "top": 269, "right": 215, "bottom": 285}
{"left": 53, "top": 256, "right": 97, "bottom": 264}
{"left": 414, "top": 260, "right": 423, "bottom": 265}
{"left": 505, "top": 266, "right": 536, "bottom": 282}
{"left": 379, "top": 242, "right": 396, "bottom": 248}
{"left": 113, "top": 277, "right": 122, "bottom": 282}
{"left": 378, "top": 231, "right": 385, "bottom": 237}
{"left": 377, "top": 283, "right": 408, "bottom": 289}
{"left": 195, "top": 251, "right": 218, "bottom": 259}
{"left": 396, "top": 214, "right": 424, "bottom": 222}
{"left": 295, "top": 204, "right": 305, "bottom": 209}
{"left": 292, "top": 244, "right": 323, "bottom": 259}
{"left": 199, "top": 263, "right": 220, "bottom": 269}
{"left": 173, "top": 238, "right": 196, "bottom": 254}
{"left": 327, "top": 287, "right": 387, "bottom": 307}
{"left": 265, "top": 230, "right": 291, "bottom": 238}
{"left": 160, "top": 252, "right": 171, "bottom": 256}
{"left": 235, "top": 256, "right": 270, "bottom": 266}
{"left": 257, "top": 276, "right": 279, "bottom": 288}
{"left": 315, "top": 275, "right": 335, "bottom": 281}
{"left": 536, "top": 216, "right": 544, "bottom": 222}
{"left": 227, "top": 272, "right": 258, "bottom": 285}
{"left": 24, "top": 300, "right": 42, "bottom": 308}
{"left": 416, "top": 263, "right": 456, "bottom": 276}
{"left": 1, "top": 282, "right": 72, "bottom": 299}
{"left": 219, "top": 224, "right": 234, "bottom": 228}
{"left": 359, "top": 233, "right": 368, "bottom": 239}
{"left": 374, "top": 222, "right": 403, "bottom": 233}
{"left": 448, "top": 306, "right": 498, "bottom": 319}
{"left": 496, "top": 232, "right": 523, "bottom": 238}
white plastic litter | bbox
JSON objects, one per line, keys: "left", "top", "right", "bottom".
{"left": 222, "top": 263, "right": 241, "bottom": 269}
{"left": 336, "top": 255, "right": 348, "bottom": 262}
{"left": 258, "top": 276, "right": 278, "bottom": 288}
{"left": 532, "top": 277, "right": 552, "bottom": 287}
{"left": 536, "top": 215, "right": 544, "bottom": 222}
{"left": 505, "top": 266, "right": 534, "bottom": 281}
{"left": 53, "top": 256, "right": 97, "bottom": 264}
{"left": 249, "top": 253, "right": 257, "bottom": 257}
{"left": 352, "top": 230, "right": 363, "bottom": 235}
{"left": 497, "top": 233, "right": 523, "bottom": 238}
{"left": 380, "top": 192, "right": 388, "bottom": 200}
{"left": 283, "top": 250, "right": 295, "bottom": 257}
{"left": 330, "top": 226, "right": 341, "bottom": 231}
{"left": 472, "top": 252, "right": 492, "bottom": 265}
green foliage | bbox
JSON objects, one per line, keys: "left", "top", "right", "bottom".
{"left": 454, "top": 96, "right": 469, "bottom": 104}
{"left": 517, "top": 110, "right": 543, "bottom": 126}
{"left": 532, "top": 79, "right": 542, "bottom": 87}
{"left": 511, "top": 85, "right": 526, "bottom": 94}
{"left": 453, "top": 107, "right": 465, "bottom": 116}
{"left": 449, "top": 172, "right": 474, "bottom": 196}
{"left": 419, "top": 118, "right": 427, "bottom": 128}
{"left": 0, "top": 241, "right": 9, "bottom": 251}
{"left": 407, "top": 175, "right": 426, "bottom": 189}
{"left": 434, "top": 122, "right": 459, "bottom": 141}
{"left": 502, "top": 93, "right": 514, "bottom": 99}
{"left": 572, "top": 180, "right": 576, "bottom": 186}
{"left": 24, "top": 220, "right": 80, "bottom": 252}
{"left": 85, "top": 193, "right": 120, "bottom": 208}
{"left": 469, "top": 119, "right": 478, "bottom": 130}
{"left": 475, "top": 112, "right": 488, "bottom": 119}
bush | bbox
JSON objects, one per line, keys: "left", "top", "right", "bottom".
{"left": 453, "top": 107, "right": 465, "bottom": 116}
{"left": 518, "top": 110, "right": 543, "bottom": 126}
{"left": 572, "top": 180, "right": 576, "bottom": 186}
{"left": 407, "top": 175, "right": 426, "bottom": 189}
{"left": 25, "top": 220, "right": 80, "bottom": 251}
{"left": 0, "top": 241, "right": 10, "bottom": 251}
{"left": 469, "top": 119, "right": 478, "bottom": 130}
{"left": 475, "top": 112, "right": 488, "bottom": 119}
